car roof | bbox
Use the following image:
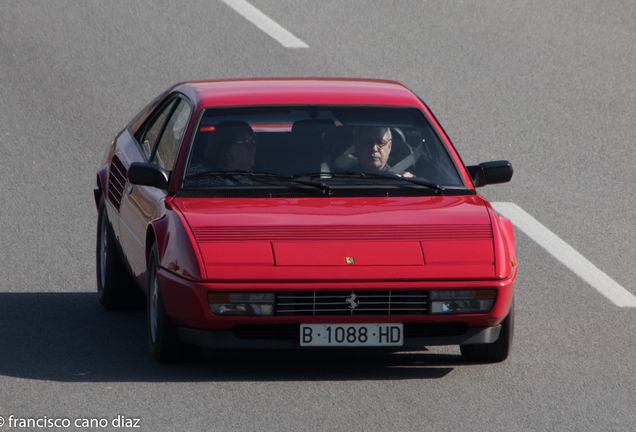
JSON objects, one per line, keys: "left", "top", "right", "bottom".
{"left": 172, "top": 78, "right": 424, "bottom": 108}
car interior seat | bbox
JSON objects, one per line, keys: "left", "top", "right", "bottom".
{"left": 286, "top": 119, "right": 335, "bottom": 175}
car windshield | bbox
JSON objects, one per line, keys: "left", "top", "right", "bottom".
{"left": 181, "top": 106, "right": 467, "bottom": 196}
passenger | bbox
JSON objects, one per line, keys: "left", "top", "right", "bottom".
{"left": 352, "top": 127, "right": 413, "bottom": 177}
{"left": 209, "top": 121, "right": 258, "bottom": 171}
{"left": 190, "top": 121, "right": 257, "bottom": 174}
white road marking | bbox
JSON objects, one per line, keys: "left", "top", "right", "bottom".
{"left": 221, "top": 0, "right": 309, "bottom": 48}
{"left": 493, "top": 202, "right": 636, "bottom": 308}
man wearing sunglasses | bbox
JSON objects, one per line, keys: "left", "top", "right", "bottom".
{"left": 352, "top": 127, "right": 413, "bottom": 177}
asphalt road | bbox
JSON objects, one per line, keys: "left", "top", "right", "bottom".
{"left": 1, "top": 0, "right": 635, "bottom": 430}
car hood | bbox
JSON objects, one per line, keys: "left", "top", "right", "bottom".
{"left": 172, "top": 195, "right": 496, "bottom": 282}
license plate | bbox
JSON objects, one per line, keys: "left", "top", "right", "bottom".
{"left": 300, "top": 324, "right": 403, "bottom": 347}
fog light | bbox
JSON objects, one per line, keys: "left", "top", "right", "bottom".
{"left": 430, "top": 290, "right": 495, "bottom": 314}
{"left": 208, "top": 292, "right": 275, "bottom": 316}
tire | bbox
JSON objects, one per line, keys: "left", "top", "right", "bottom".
{"left": 96, "top": 198, "right": 145, "bottom": 311}
{"left": 147, "top": 242, "right": 201, "bottom": 363}
{"left": 460, "top": 298, "right": 514, "bottom": 363}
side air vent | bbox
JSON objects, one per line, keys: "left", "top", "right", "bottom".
{"left": 108, "top": 155, "right": 127, "bottom": 210}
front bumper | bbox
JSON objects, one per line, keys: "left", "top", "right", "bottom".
{"left": 158, "top": 267, "right": 516, "bottom": 348}
{"left": 178, "top": 323, "right": 502, "bottom": 349}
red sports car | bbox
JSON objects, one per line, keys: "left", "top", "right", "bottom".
{"left": 95, "top": 78, "right": 516, "bottom": 363}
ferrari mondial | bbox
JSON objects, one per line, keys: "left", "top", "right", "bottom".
{"left": 95, "top": 78, "right": 515, "bottom": 363}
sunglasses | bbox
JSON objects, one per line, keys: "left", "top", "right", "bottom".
{"left": 357, "top": 139, "right": 391, "bottom": 148}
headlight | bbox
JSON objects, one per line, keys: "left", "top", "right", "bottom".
{"left": 429, "top": 290, "right": 496, "bottom": 314}
{"left": 208, "top": 292, "right": 275, "bottom": 316}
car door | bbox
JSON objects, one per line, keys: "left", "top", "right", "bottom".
{"left": 119, "top": 96, "right": 192, "bottom": 284}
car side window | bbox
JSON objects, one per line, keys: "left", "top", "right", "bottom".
{"left": 139, "top": 100, "right": 176, "bottom": 158}
{"left": 151, "top": 99, "right": 191, "bottom": 171}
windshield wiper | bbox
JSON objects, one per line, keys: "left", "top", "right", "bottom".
{"left": 185, "top": 170, "right": 445, "bottom": 195}
{"left": 185, "top": 170, "right": 331, "bottom": 195}
{"left": 294, "top": 171, "right": 446, "bottom": 194}
{"left": 375, "top": 173, "right": 446, "bottom": 194}
{"left": 291, "top": 179, "right": 333, "bottom": 196}
{"left": 185, "top": 170, "right": 291, "bottom": 180}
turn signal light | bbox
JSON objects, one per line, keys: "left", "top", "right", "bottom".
{"left": 429, "top": 290, "right": 496, "bottom": 314}
{"left": 208, "top": 292, "right": 275, "bottom": 316}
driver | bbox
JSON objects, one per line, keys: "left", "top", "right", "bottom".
{"left": 352, "top": 127, "right": 413, "bottom": 177}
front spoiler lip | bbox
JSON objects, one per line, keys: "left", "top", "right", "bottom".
{"left": 177, "top": 325, "right": 502, "bottom": 349}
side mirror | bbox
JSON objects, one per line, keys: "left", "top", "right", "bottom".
{"left": 467, "top": 160, "right": 513, "bottom": 188}
{"left": 128, "top": 162, "right": 170, "bottom": 191}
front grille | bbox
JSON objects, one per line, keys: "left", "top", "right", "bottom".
{"left": 192, "top": 224, "right": 492, "bottom": 242}
{"left": 276, "top": 290, "right": 428, "bottom": 316}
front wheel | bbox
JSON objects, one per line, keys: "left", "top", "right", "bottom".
{"left": 96, "top": 198, "right": 144, "bottom": 311}
{"left": 460, "top": 298, "right": 514, "bottom": 363}
{"left": 147, "top": 243, "right": 201, "bottom": 363}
